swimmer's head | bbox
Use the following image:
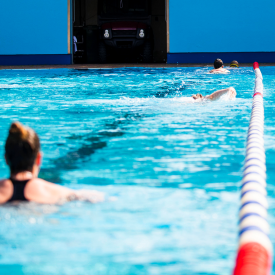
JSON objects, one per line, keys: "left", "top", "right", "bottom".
{"left": 214, "top": 58, "right": 223, "bottom": 69}
{"left": 192, "top": 93, "right": 204, "bottom": 100}
{"left": 5, "top": 122, "right": 41, "bottom": 174}
{"left": 230, "top": 60, "right": 239, "bottom": 68}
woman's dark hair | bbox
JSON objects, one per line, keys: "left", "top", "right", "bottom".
{"left": 5, "top": 122, "right": 40, "bottom": 174}
{"left": 214, "top": 58, "right": 223, "bottom": 69}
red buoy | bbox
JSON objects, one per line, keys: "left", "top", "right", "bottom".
{"left": 253, "top": 62, "right": 260, "bottom": 70}
{"left": 233, "top": 243, "right": 271, "bottom": 275}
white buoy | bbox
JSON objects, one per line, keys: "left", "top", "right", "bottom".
{"left": 234, "top": 62, "right": 272, "bottom": 275}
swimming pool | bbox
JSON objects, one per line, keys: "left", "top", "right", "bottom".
{"left": 0, "top": 67, "right": 274, "bottom": 275}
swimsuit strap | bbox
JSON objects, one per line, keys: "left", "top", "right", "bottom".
{"left": 8, "top": 178, "right": 31, "bottom": 202}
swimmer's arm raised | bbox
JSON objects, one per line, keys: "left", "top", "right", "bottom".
{"left": 205, "top": 87, "right": 236, "bottom": 101}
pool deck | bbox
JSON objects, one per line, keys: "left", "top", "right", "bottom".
{"left": 1, "top": 63, "right": 275, "bottom": 70}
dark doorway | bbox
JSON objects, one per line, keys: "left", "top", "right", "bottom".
{"left": 72, "top": 0, "right": 167, "bottom": 64}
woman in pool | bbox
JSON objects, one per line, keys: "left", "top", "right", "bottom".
{"left": 191, "top": 87, "right": 236, "bottom": 102}
{"left": 0, "top": 122, "right": 104, "bottom": 204}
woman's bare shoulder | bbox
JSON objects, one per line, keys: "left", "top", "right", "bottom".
{"left": 32, "top": 179, "right": 71, "bottom": 192}
{"left": 29, "top": 178, "right": 55, "bottom": 186}
{"left": 32, "top": 179, "right": 105, "bottom": 203}
{"left": 0, "top": 179, "right": 13, "bottom": 204}
{"left": 26, "top": 178, "right": 70, "bottom": 194}
{"left": 0, "top": 178, "right": 10, "bottom": 185}
{"left": 25, "top": 178, "right": 75, "bottom": 204}
{"left": 0, "top": 179, "right": 12, "bottom": 190}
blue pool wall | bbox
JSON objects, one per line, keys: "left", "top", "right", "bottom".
{"left": 167, "top": 0, "right": 275, "bottom": 63}
{"left": 0, "top": 0, "right": 71, "bottom": 65}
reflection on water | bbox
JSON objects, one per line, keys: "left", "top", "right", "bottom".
{"left": 40, "top": 112, "right": 143, "bottom": 182}
{"left": 0, "top": 67, "right": 275, "bottom": 274}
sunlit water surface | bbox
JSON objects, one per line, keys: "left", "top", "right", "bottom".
{"left": 0, "top": 67, "right": 275, "bottom": 275}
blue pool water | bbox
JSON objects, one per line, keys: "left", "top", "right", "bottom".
{"left": 0, "top": 67, "right": 275, "bottom": 275}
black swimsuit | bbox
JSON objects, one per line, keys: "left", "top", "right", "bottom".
{"left": 8, "top": 178, "right": 30, "bottom": 202}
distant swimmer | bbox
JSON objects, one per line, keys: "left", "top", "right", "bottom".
{"left": 0, "top": 122, "right": 104, "bottom": 205}
{"left": 191, "top": 87, "right": 236, "bottom": 102}
{"left": 230, "top": 60, "right": 239, "bottom": 68}
{"left": 209, "top": 58, "right": 230, "bottom": 74}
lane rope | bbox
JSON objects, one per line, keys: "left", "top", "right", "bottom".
{"left": 233, "top": 62, "right": 273, "bottom": 275}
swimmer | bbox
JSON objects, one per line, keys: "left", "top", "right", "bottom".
{"left": 0, "top": 122, "right": 104, "bottom": 204}
{"left": 230, "top": 60, "right": 239, "bottom": 68}
{"left": 209, "top": 58, "right": 230, "bottom": 74}
{"left": 192, "top": 87, "right": 236, "bottom": 102}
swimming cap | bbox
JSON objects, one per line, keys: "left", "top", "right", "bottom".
{"left": 230, "top": 60, "right": 239, "bottom": 68}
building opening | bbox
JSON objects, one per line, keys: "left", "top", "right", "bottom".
{"left": 73, "top": 0, "right": 167, "bottom": 64}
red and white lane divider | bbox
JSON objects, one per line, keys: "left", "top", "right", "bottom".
{"left": 233, "top": 63, "right": 272, "bottom": 275}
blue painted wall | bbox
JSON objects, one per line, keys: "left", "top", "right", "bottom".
{"left": 0, "top": 0, "right": 69, "bottom": 55}
{"left": 169, "top": 0, "right": 275, "bottom": 53}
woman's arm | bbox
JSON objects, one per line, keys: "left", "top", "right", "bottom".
{"left": 205, "top": 87, "right": 236, "bottom": 101}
